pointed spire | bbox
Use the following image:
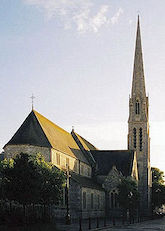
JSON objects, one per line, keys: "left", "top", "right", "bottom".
{"left": 131, "top": 15, "right": 146, "bottom": 98}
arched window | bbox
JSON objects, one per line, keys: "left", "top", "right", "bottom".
{"left": 133, "top": 128, "right": 136, "bottom": 148}
{"left": 139, "top": 128, "right": 142, "bottom": 151}
{"left": 110, "top": 190, "right": 118, "bottom": 209}
{"left": 111, "top": 192, "right": 114, "bottom": 208}
{"left": 115, "top": 193, "right": 118, "bottom": 208}
{"left": 91, "top": 193, "right": 94, "bottom": 209}
{"left": 98, "top": 195, "right": 100, "bottom": 209}
{"left": 83, "top": 192, "right": 86, "bottom": 209}
{"left": 135, "top": 100, "right": 140, "bottom": 114}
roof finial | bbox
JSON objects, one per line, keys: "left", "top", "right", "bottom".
{"left": 30, "top": 93, "right": 35, "bottom": 110}
{"left": 137, "top": 10, "right": 140, "bottom": 16}
{"left": 72, "top": 126, "right": 74, "bottom": 132}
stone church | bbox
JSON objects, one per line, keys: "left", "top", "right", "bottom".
{"left": 3, "top": 17, "right": 152, "bottom": 218}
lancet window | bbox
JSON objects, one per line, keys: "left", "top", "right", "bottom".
{"left": 83, "top": 192, "right": 86, "bottom": 209}
{"left": 139, "top": 128, "right": 143, "bottom": 151}
{"left": 135, "top": 100, "right": 140, "bottom": 114}
{"left": 111, "top": 192, "right": 114, "bottom": 208}
{"left": 110, "top": 189, "right": 118, "bottom": 209}
{"left": 91, "top": 193, "right": 94, "bottom": 209}
{"left": 133, "top": 128, "right": 136, "bottom": 148}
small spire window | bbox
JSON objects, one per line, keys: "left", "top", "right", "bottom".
{"left": 135, "top": 100, "right": 140, "bottom": 114}
{"left": 133, "top": 128, "right": 136, "bottom": 148}
{"left": 139, "top": 128, "right": 142, "bottom": 151}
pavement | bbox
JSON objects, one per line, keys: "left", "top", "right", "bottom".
{"left": 57, "top": 217, "right": 165, "bottom": 231}
{"left": 56, "top": 217, "right": 114, "bottom": 231}
{"left": 103, "top": 217, "right": 165, "bottom": 231}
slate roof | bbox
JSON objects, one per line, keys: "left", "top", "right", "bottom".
{"left": 71, "top": 131, "right": 96, "bottom": 166}
{"left": 5, "top": 110, "right": 51, "bottom": 148}
{"left": 71, "top": 172, "right": 104, "bottom": 191}
{"left": 4, "top": 110, "right": 89, "bottom": 164}
{"left": 74, "top": 132, "right": 98, "bottom": 151}
{"left": 91, "top": 150, "right": 135, "bottom": 177}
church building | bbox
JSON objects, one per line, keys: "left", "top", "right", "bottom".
{"left": 3, "top": 17, "right": 151, "bottom": 218}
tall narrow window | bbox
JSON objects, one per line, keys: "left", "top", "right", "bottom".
{"left": 66, "top": 157, "right": 69, "bottom": 168}
{"left": 56, "top": 153, "right": 60, "bottom": 165}
{"left": 81, "top": 165, "right": 84, "bottom": 175}
{"left": 91, "top": 193, "right": 94, "bottom": 209}
{"left": 87, "top": 167, "right": 90, "bottom": 177}
{"left": 74, "top": 160, "right": 78, "bottom": 172}
{"left": 98, "top": 195, "right": 100, "bottom": 209}
{"left": 133, "top": 128, "right": 136, "bottom": 148}
{"left": 139, "top": 128, "right": 143, "bottom": 151}
{"left": 111, "top": 192, "right": 114, "bottom": 208}
{"left": 135, "top": 100, "right": 140, "bottom": 114}
{"left": 115, "top": 193, "right": 118, "bottom": 208}
{"left": 83, "top": 192, "right": 86, "bottom": 209}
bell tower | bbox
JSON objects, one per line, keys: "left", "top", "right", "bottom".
{"left": 128, "top": 16, "right": 152, "bottom": 216}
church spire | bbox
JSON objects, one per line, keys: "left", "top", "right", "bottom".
{"left": 131, "top": 15, "right": 146, "bottom": 98}
{"left": 128, "top": 17, "right": 151, "bottom": 216}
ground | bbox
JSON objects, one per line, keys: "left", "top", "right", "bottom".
{"left": 0, "top": 223, "right": 58, "bottom": 231}
{"left": 0, "top": 217, "right": 165, "bottom": 231}
{"left": 102, "top": 217, "right": 165, "bottom": 231}
{"left": 56, "top": 217, "right": 165, "bottom": 231}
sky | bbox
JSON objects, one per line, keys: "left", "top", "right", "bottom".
{"left": 1, "top": 0, "right": 165, "bottom": 173}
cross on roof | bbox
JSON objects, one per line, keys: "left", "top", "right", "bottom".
{"left": 30, "top": 94, "right": 35, "bottom": 110}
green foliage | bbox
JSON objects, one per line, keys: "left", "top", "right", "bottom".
{"left": 151, "top": 167, "right": 165, "bottom": 210}
{"left": 117, "top": 177, "right": 139, "bottom": 210}
{"left": 0, "top": 158, "right": 14, "bottom": 200}
{"left": 0, "top": 153, "right": 65, "bottom": 207}
{"left": 34, "top": 153, "right": 65, "bottom": 205}
{"left": 152, "top": 167, "right": 164, "bottom": 185}
{"left": 4, "top": 153, "right": 41, "bottom": 205}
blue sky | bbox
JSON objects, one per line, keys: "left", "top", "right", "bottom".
{"left": 1, "top": 0, "right": 165, "bottom": 172}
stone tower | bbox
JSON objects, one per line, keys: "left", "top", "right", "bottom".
{"left": 128, "top": 16, "right": 152, "bottom": 216}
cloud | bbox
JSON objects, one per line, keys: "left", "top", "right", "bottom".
{"left": 90, "top": 5, "right": 109, "bottom": 33}
{"left": 111, "top": 8, "right": 123, "bottom": 25}
{"left": 72, "top": 4, "right": 110, "bottom": 33}
{"left": 23, "top": 0, "right": 123, "bottom": 33}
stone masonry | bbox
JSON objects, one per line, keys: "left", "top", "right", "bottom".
{"left": 128, "top": 16, "right": 152, "bottom": 216}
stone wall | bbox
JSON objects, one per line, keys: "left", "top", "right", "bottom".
{"left": 51, "top": 179, "right": 81, "bottom": 219}
{"left": 69, "top": 178, "right": 82, "bottom": 219}
{"left": 81, "top": 187, "right": 105, "bottom": 218}
{"left": 51, "top": 148, "right": 92, "bottom": 178}
{"left": 4, "top": 144, "right": 51, "bottom": 162}
{"left": 51, "top": 179, "right": 105, "bottom": 219}
{"left": 97, "top": 166, "right": 121, "bottom": 191}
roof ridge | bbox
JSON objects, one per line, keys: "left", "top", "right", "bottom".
{"left": 74, "top": 132, "right": 97, "bottom": 150}
{"left": 33, "top": 110, "right": 70, "bottom": 135}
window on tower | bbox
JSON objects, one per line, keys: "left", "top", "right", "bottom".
{"left": 135, "top": 100, "right": 140, "bottom": 114}
{"left": 133, "top": 128, "right": 136, "bottom": 148}
{"left": 139, "top": 128, "right": 142, "bottom": 151}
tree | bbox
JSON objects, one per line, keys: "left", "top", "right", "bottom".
{"left": 117, "top": 177, "right": 140, "bottom": 220}
{"left": 0, "top": 153, "right": 65, "bottom": 208}
{"left": 0, "top": 158, "right": 14, "bottom": 200}
{"left": 33, "top": 153, "right": 65, "bottom": 206}
{"left": 151, "top": 167, "right": 165, "bottom": 211}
